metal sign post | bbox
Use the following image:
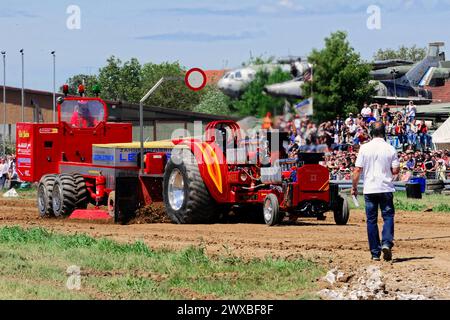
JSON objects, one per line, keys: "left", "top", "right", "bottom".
{"left": 138, "top": 69, "right": 206, "bottom": 174}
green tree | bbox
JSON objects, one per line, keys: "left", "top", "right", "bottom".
{"left": 140, "top": 62, "right": 202, "bottom": 110}
{"left": 193, "top": 87, "right": 231, "bottom": 115}
{"left": 232, "top": 68, "right": 292, "bottom": 117}
{"left": 241, "top": 55, "right": 275, "bottom": 66}
{"left": 64, "top": 57, "right": 204, "bottom": 111}
{"left": 374, "top": 45, "right": 427, "bottom": 62}
{"left": 62, "top": 74, "right": 98, "bottom": 96}
{"left": 302, "top": 31, "right": 374, "bottom": 122}
{"left": 97, "top": 56, "right": 142, "bottom": 103}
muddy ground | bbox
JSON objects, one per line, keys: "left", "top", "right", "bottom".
{"left": 0, "top": 198, "right": 449, "bottom": 299}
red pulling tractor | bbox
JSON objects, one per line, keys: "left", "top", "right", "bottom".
{"left": 16, "top": 93, "right": 349, "bottom": 226}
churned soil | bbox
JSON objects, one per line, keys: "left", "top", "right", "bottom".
{"left": 1, "top": 198, "right": 449, "bottom": 299}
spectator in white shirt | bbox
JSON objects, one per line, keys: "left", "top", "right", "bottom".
{"left": 0, "top": 158, "right": 9, "bottom": 190}
{"left": 407, "top": 101, "right": 417, "bottom": 123}
{"left": 361, "top": 103, "right": 372, "bottom": 122}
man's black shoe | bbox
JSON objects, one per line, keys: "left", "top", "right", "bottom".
{"left": 382, "top": 246, "right": 392, "bottom": 261}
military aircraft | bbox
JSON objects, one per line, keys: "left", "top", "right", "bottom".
{"left": 217, "top": 57, "right": 311, "bottom": 98}
{"left": 261, "top": 42, "right": 450, "bottom": 103}
{"left": 219, "top": 43, "right": 450, "bottom": 105}
{"left": 370, "top": 42, "right": 450, "bottom": 105}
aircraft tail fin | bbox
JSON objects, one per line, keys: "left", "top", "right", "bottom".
{"left": 419, "top": 67, "right": 435, "bottom": 87}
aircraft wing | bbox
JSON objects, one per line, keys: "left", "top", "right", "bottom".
{"left": 371, "top": 59, "right": 414, "bottom": 70}
{"left": 372, "top": 95, "right": 432, "bottom": 105}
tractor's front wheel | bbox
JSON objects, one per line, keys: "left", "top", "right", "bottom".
{"left": 163, "top": 151, "right": 217, "bottom": 224}
{"left": 333, "top": 196, "right": 350, "bottom": 225}
{"left": 37, "top": 174, "right": 56, "bottom": 217}
{"left": 263, "top": 194, "right": 283, "bottom": 226}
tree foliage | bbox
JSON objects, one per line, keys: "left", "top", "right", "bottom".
{"left": 241, "top": 55, "right": 275, "bottom": 66}
{"left": 140, "top": 62, "right": 202, "bottom": 110}
{"left": 232, "top": 68, "right": 292, "bottom": 117}
{"left": 302, "top": 31, "right": 375, "bottom": 122}
{"left": 64, "top": 57, "right": 203, "bottom": 111}
{"left": 374, "top": 45, "right": 427, "bottom": 62}
{"left": 193, "top": 87, "right": 231, "bottom": 115}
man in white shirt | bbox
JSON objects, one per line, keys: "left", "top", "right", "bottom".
{"left": 407, "top": 101, "right": 417, "bottom": 123}
{"left": 352, "top": 122, "right": 400, "bottom": 261}
{"left": 345, "top": 113, "right": 355, "bottom": 126}
{"left": 361, "top": 103, "right": 372, "bottom": 122}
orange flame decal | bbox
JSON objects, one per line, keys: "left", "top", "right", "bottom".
{"left": 195, "top": 142, "right": 223, "bottom": 194}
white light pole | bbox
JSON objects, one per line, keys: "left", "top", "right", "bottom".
{"left": 139, "top": 76, "right": 183, "bottom": 173}
{"left": 51, "top": 51, "right": 56, "bottom": 122}
{"left": 20, "top": 49, "right": 24, "bottom": 122}
{"left": 1, "top": 51, "right": 5, "bottom": 155}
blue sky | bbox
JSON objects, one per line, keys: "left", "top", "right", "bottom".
{"left": 1, "top": 0, "right": 450, "bottom": 91}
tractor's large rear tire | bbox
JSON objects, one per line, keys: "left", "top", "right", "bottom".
{"left": 334, "top": 196, "right": 350, "bottom": 225}
{"left": 163, "top": 151, "right": 217, "bottom": 224}
{"left": 37, "top": 174, "right": 56, "bottom": 217}
{"left": 51, "top": 174, "right": 78, "bottom": 217}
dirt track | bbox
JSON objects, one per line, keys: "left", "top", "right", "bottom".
{"left": 1, "top": 198, "right": 449, "bottom": 299}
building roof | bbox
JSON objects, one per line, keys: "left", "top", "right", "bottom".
{"left": 204, "top": 70, "right": 227, "bottom": 85}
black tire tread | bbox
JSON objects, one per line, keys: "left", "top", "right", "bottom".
{"left": 52, "top": 174, "right": 78, "bottom": 217}
{"left": 37, "top": 174, "right": 57, "bottom": 217}
{"left": 334, "top": 197, "right": 350, "bottom": 225}
{"left": 164, "top": 151, "right": 217, "bottom": 224}
{"left": 72, "top": 173, "right": 89, "bottom": 209}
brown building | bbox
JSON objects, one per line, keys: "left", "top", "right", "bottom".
{"left": 427, "top": 80, "right": 450, "bottom": 103}
{"left": 0, "top": 86, "right": 236, "bottom": 143}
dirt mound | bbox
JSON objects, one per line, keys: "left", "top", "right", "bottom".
{"left": 130, "top": 203, "right": 172, "bottom": 224}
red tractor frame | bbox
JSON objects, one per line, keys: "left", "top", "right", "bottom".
{"left": 160, "top": 120, "right": 349, "bottom": 226}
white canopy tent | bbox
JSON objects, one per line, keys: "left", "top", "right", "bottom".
{"left": 433, "top": 117, "right": 450, "bottom": 150}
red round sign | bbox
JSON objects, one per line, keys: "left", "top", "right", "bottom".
{"left": 185, "top": 68, "right": 207, "bottom": 91}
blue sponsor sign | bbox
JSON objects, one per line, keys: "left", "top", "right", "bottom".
{"left": 93, "top": 154, "right": 114, "bottom": 162}
{"left": 119, "top": 152, "right": 137, "bottom": 162}
{"left": 18, "top": 157, "right": 31, "bottom": 164}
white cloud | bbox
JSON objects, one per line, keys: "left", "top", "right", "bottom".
{"left": 279, "top": 0, "right": 295, "bottom": 8}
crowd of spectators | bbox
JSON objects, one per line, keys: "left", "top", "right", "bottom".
{"left": 0, "top": 154, "right": 18, "bottom": 191}
{"left": 275, "top": 101, "right": 449, "bottom": 181}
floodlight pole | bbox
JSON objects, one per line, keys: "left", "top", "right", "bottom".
{"left": 20, "top": 49, "right": 24, "bottom": 122}
{"left": 1, "top": 51, "right": 5, "bottom": 155}
{"left": 139, "top": 76, "right": 183, "bottom": 174}
{"left": 51, "top": 51, "right": 56, "bottom": 122}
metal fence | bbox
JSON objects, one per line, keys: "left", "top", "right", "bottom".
{"left": 330, "top": 170, "right": 450, "bottom": 182}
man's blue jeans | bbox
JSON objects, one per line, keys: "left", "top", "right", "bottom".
{"left": 364, "top": 193, "right": 395, "bottom": 258}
